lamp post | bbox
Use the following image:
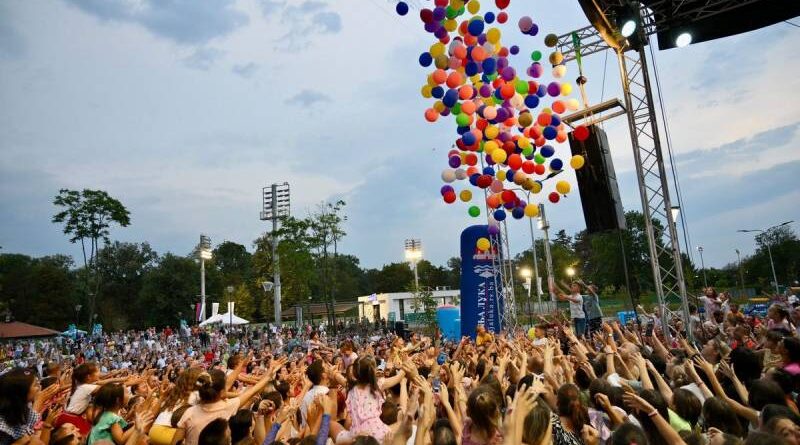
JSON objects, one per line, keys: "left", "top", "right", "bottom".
{"left": 737, "top": 220, "right": 793, "bottom": 296}
{"left": 697, "top": 246, "right": 707, "bottom": 288}
{"left": 404, "top": 239, "right": 422, "bottom": 293}
{"left": 566, "top": 267, "right": 576, "bottom": 279}
{"left": 261, "top": 182, "right": 290, "bottom": 327}
{"left": 198, "top": 235, "right": 212, "bottom": 322}
{"left": 226, "top": 286, "right": 234, "bottom": 328}
{"left": 520, "top": 267, "right": 532, "bottom": 322}
{"left": 538, "top": 204, "right": 555, "bottom": 311}
{"left": 74, "top": 304, "right": 82, "bottom": 328}
{"left": 735, "top": 249, "right": 745, "bottom": 297}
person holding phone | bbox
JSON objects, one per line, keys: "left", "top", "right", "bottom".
{"left": 552, "top": 282, "right": 587, "bottom": 337}
{"left": 580, "top": 281, "right": 604, "bottom": 337}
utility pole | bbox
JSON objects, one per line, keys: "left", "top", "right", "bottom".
{"left": 538, "top": 204, "right": 555, "bottom": 312}
{"left": 261, "top": 183, "right": 290, "bottom": 326}
{"left": 697, "top": 246, "right": 708, "bottom": 288}
{"left": 198, "top": 235, "right": 212, "bottom": 322}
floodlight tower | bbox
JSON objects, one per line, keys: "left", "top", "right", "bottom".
{"left": 198, "top": 235, "right": 212, "bottom": 322}
{"left": 261, "top": 182, "right": 290, "bottom": 326}
{"left": 404, "top": 239, "right": 423, "bottom": 293}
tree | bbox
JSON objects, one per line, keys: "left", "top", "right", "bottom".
{"left": 309, "top": 200, "right": 347, "bottom": 327}
{"left": 213, "top": 241, "right": 251, "bottom": 285}
{"left": 138, "top": 254, "right": 196, "bottom": 328}
{"left": 96, "top": 242, "right": 158, "bottom": 329}
{"left": 52, "top": 189, "right": 130, "bottom": 328}
{"left": 0, "top": 254, "right": 78, "bottom": 328}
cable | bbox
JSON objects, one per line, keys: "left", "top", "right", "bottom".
{"left": 647, "top": 34, "right": 694, "bottom": 265}
{"left": 785, "top": 20, "right": 800, "bottom": 28}
{"left": 598, "top": 48, "right": 609, "bottom": 130}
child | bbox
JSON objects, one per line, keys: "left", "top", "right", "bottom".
{"left": 87, "top": 383, "right": 134, "bottom": 445}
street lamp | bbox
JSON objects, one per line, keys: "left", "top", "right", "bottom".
{"left": 697, "top": 246, "right": 707, "bottom": 288}
{"left": 566, "top": 267, "right": 576, "bottom": 278}
{"left": 74, "top": 304, "right": 82, "bottom": 327}
{"left": 735, "top": 249, "right": 745, "bottom": 297}
{"left": 737, "top": 220, "right": 793, "bottom": 295}
{"left": 198, "top": 235, "right": 212, "bottom": 322}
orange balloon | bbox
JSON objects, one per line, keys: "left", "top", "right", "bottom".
{"left": 459, "top": 85, "right": 474, "bottom": 100}
{"left": 454, "top": 45, "right": 467, "bottom": 60}
{"left": 432, "top": 69, "right": 447, "bottom": 84}
{"left": 500, "top": 83, "right": 515, "bottom": 99}
{"left": 487, "top": 194, "right": 501, "bottom": 208}
{"left": 446, "top": 71, "right": 463, "bottom": 88}
{"left": 461, "top": 100, "right": 477, "bottom": 115}
{"left": 556, "top": 132, "right": 568, "bottom": 143}
{"left": 537, "top": 113, "right": 552, "bottom": 126}
{"left": 471, "top": 46, "right": 488, "bottom": 62}
{"left": 552, "top": 100, "right": 566, "bottom": 114}
{"left": 466, "top": 166, "right": 479, "bottom": 176}
{"left": 464, "top": 35, "right": 478, "bottom": 46}
{"left": 424, "top": 108, "right": 439, "bottom": 122}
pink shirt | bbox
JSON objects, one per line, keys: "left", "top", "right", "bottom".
{"left": 346, "top": 386, "right": 389, "bottom": 441}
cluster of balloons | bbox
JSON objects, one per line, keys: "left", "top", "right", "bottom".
{"left": 398, "top": 0, "right": 589, "bottom": 252}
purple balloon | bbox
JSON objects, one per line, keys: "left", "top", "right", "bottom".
{"left": 440, "top": 185, "right": 454, "bottom": 195}
{"left": 547, "top": 82, "right": 561, "bottom": 97}
{"left": 434, "top": 27, "right": 448, "bottom": 39}
{"left": 529, "top": 63, "right": 543, "bottom": 78}
{"left": 496, "top": 57, "right": 509, "bottom": 70}
{"left": 528, "top": 23, "right": 539, "bottom": 36}
{"left": 510, "top": 45, "right": 519, "bottom": 55}
{"left": 433, "top": 7, "right": 446, "bottom": 21}
{"left": 488, "top": 225, "right": 501, "bottom": 235}
{"left": 479, "top": 84, "right": 492, "bottom": 97}
{"left": 485, "top": 154, "right": 496, "bottom": 165}
{"left": 501, "top": 66, "right": 516, "bottom": 81}
{"left": 496, "top": 108, "right": 508, "bottom": 121}
{"left": 498, "top": 131, "right": 511, "bottom": 142}
{"left": 449, "top": 156, "right": 461, "bottom": 168}
{"left": 478, "top": 34, "right": 487, "bottom": 45}
{"left": 503, "top": 201, "right": 515, "bottom": 209}
{"left": 424, "top": 22, "right": 438, "bottom": 33}
{"left": 441, "top": 108, "right": 451, "bottom": 117}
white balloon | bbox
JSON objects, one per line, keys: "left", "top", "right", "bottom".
{"left": 455, "top": 168, "right": 467, "bottom": 180}
{"left": 552, "top": 65, "right": 567, "bottom": 78}
{"left": 441, "top": 169, "right": 456, "bottom": 183}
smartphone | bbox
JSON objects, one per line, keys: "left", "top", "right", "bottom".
{"left": 646, "top": 322, "right": 654, "bottom": 337}
{"left": 433, "top": 378, "right": 441, "bottom": 393}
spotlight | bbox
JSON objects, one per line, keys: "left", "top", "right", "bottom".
{"left": 675, "top": 32, "right": 692, "bottom": 47}
{"left": 621, "top": 20, "right": 636, "bottom": 37}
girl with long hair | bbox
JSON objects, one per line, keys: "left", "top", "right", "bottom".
{"left": 87, "top": 383, "right": 132, "bottom": 445}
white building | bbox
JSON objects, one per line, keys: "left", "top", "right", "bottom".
{"left": 356, "top": 288, "right": 460, "bottom": 326}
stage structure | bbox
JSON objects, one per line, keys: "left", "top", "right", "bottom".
{"left": 557, "top": 0, "right": 799, "bottom": 341}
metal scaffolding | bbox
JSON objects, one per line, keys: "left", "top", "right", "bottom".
{"left": 490, "top": 221, "right": 518, "bottom": 333}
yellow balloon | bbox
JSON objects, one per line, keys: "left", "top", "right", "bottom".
{"left": 570, "top": 155, "right": 585, "bottom": 169}
{"left": 556, "top": 180, "right": 571, "bottom": 194}
{"left": 421, "top": 85, "right": 433, "bottom": 98}
{"left": 518, "top": 137, "right": 531, "bottom": 149}
{"left": 430, "top": 42, "right": 446, "bottom": 57}
{"left": 484, "top": 125, "right": 499, "bottom": 140}
{"left": 496, "top": 170, "right": 507, "bottom": 181}
{"left": 459, "top": 190, "right": 473, "bottom": 202}
{"left": 491, "top": 148, "right": 507, "bottom": 164}
{"left": 486, "top": 28, "right": 501, "bottom": 44}
{"left": 467, "top": 0, "right": 480, "bottom": 14}
{"left": 484, "top": 140, "right": 499, "bottom": 154}
{"left": 444, "top": 19, "right": 458, "bottom": 32}
{"left": 523, "top": 178, "right": 536, "bottom": 190}
{"left": 450, "top": 0, "right": 465, "bottom": 9}
{"left": 513, "top": 171, "right": 527, "bottom": 185}
{"left": 476, "top": 237, "right": 491, "bottom": 251}
{"left": 433, "top": 101, "right": 446, "bottom": 112}
{"left": 566, "top": 98, "right": 581, "bottom": 111}
{"left": 524, "top": 204, "right": 540, "bottom": 218}
{"left": 531, "top": 181, "right": 543, "bottom": 194}
{"left": 561, "top": 82, "right": 573, "bottom": 96}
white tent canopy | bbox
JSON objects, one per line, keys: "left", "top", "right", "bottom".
{"left": 199, "top": 312, "right": 249, "bottom": 326}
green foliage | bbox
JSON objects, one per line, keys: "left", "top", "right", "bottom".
{"left": 95, "top": 242, "right": 158, "bottom": 329}
{"left": 0, "top": 253, "right": 78, "bottom": 328}
{"left": 138, "top": 254, "right": 197, "bottom": 328}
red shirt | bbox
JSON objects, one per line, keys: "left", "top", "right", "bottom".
{"left": 204, "top": 351, "right": 214, "bottom": 363}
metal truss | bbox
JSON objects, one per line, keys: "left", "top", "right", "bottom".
{"left": 555, "top": 2, "right": 701, "bottom": 340}
{"left": 490, "top": 221, "right": 518, "bottom": 333}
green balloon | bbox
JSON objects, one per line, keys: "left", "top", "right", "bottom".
{"left": 534, "top": 153, "right": 546, "bottom": 164}
{"left": 468, "top": 206, "right": 481, "bottom": 217}
{"left": 531, "top": 50, "right": 542, "bottom": 62}
{"left": 515, "top": 79, "right": 529, "bottom": 94}
{"left": 522, "top": 146, "right": 534, "bottom": 157}
{"left": 451, "top": 102, "right": 462, "bottom": 114}
{"left": 477, "top": 140, "right": 485, "bottom": 152}
{"left": 456, "top": 113, "right": 470, "bottom": 127}
{"left": 445, "top": 6, "right": 458, "bottom": 19}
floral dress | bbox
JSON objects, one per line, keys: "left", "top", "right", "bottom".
{"left": 551, "top": 413, "right": 584, "bottom": 445}
{"left": 346, "top": 385, "right": 390, "bottom": 442}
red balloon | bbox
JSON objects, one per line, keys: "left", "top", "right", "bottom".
{"left": 501, "top": 190, "right": 515, "bottom": 203}
{"left": 498, "top": 47, "right": 509, "bottom": 57}
{"left": 574, "top": 125, "right": 590, "bottom": 141}
{"left": 444, "top": 191, "right": 457, "bottom": 203}
{"left": 420, "top": 9, "right": 434, "bottom": 23}
{"left": 534, "top": 164, "right": 546, "bottom": 175}
{"left": 548, "top": 192, "right": 560, "bottom": 203}
{"left": 477, "top": 175, "right": 493, "bottom": 188}
{"left": 495, "top": 0, "right": 510, "bottom": 10}
{"left": 466, "top": 153, "right": 478, "bottom": 166}
{"left": 435, "top": 0, "right": 448, "bottom": 6}
{"left": 522, "top": 161, "right": 535, "bottom": 174}
{"left": 507, "top": 154, "right": 523, "bottom": 170}
{"left": 497, "top": 11, "right": 508, "bottom": 23}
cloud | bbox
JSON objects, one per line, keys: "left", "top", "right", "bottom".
{"left": 232, "top": 62, "right": 259, "bottom": 78}
{"left": 182, "top": 47, "right": 224, "bottom": 70}
{"left": 284, "top": 89, "right": 331, "bottom": 107}
{"left": 63, "top": 0, "right": 248, "bottom": 45}
{"left": 0, "top": 3, "right": 25, "bottom": 58}
{"left": 259, "top": 0, "right": 343, "bottom": 50}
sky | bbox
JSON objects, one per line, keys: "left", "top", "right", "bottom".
{"left": 1, "top": 0, "right": 799, "bottom": 273}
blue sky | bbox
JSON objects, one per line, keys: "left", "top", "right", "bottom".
{"left": 1, "top": 0, "right": 798, "bottom": 272}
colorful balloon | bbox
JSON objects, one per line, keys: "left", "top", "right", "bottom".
{"left": 476, "top": 237, "right": 491, "bottom": 251}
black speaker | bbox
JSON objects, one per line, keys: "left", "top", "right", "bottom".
{"left": 569, "top": 125, "right": 626, "bottom": 233}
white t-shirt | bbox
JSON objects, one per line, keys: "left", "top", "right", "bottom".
{"left": 568, "top": 294, "right": 586, "bottom": 319}
{"left": 66, "top": 383, "right": 99, "bottom": 414}
{"left": 300, "top": 385, "right": 329, "bottom": 427}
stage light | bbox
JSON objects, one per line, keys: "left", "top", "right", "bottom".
{"left": 675, "top": 32, "right": 692, "bottom": 47}
{"left": 621, "top": 20, "right": 636, "bottom": 37}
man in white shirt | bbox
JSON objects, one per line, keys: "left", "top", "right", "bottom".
{"left": 553, "top": 282, "right": 587, "bottom": 336}
{"left": 299, "top": 359, "right": 329, "bottom": 428}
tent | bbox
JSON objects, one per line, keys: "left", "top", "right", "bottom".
{"left": 0, "top": 322, "right": 60, "bottom": 339}
{"left": 199, "top": 313, "right": 249, "bottom": 326}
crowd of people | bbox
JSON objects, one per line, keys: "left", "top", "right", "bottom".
{"left": 2, "top": 285, "right": 800, "bottom": 445}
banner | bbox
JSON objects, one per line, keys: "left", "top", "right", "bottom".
{"left": 460, "top": 225, "right": 502, "bottom": 338}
